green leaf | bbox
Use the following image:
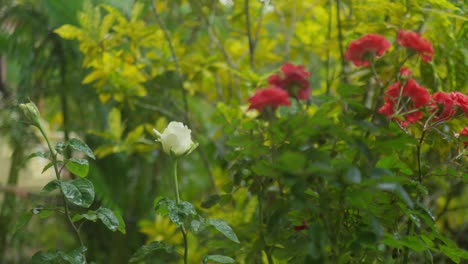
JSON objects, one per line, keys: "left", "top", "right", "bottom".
{"left": 30, "top": 247, "right": 86, "bottom": 264}
{"left": 96, "top": 207, "right": 120, "bottom": 232}
{"left": 201, "top": 194, "right": 221, "bottom": 208}
{"left": 72, "top": 211, "right": 98, "bottom": 222}
{"left": 129, "top": 241, "right": 173, "bottom": 263}
{"left": 60, "top": 247, "right": 87, "bottom": 264}
{"left": 337, "top": 84, "right": 363, "bottom": 98}
{"left": 25, "top": 151, "right": 50, "bottom": 161}
{"left": 344, "top": 166, "right": 362, "bottom": 184}
{"left": 65, "top": 158, "right": 89, "bottom": 178}
{"left": 203, "top": 255, "right": 235, "bottom": 264}
{"left": 208, "top": 219, "right": 240, "bottom": 243}
{"left": 61, "top": 179, "right": 95, "bottom": 208}
{"left": 13, "top": 211, "right": 33, "bottom": 234}
{"left": 439, "top": 245, "right": 468, "bottom": 263}
{"left": 67, "top": 138, "right": 95, "bottom": 160}
{"left": 377, "top": 183, "right": 414, "bottom": 208}
{"left": 55, "top": 142, "right": 67, "bottom": 155}
{"left": 41, "top": 180, "right": 60, "bottom": 194}
{"left": 376, "top": 156, "right": 413, "bottom": 175}
{"left": 155, "top": 198, "right": 197, "bottom": 227}
{"left": 41, "top": 162, "right": 55, "bottom": 174}
{"left": 30, "top": 250, "right": 62, "bottom": 264}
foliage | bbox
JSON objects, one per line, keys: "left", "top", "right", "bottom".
{"left": 1, "top": 0, "right": 466, "bottom": 263}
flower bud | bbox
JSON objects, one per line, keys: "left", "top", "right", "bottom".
{"left": 19, "top": 102, "right": 41, "bottom": 126}
{"left": 153, "top": 121, "right": 198, "bottom": 157}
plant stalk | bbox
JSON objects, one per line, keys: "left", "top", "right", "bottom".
{"left": 37, "top": 123, "right": 85, "bottom": 251}
{"left": 173, "top": 159, "right": 188, "bottom": 264}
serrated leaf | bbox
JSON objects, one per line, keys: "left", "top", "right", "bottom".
{"left": 203, "top": 255, "right": 235, "bottom": 263}
{"left": 208, "top": 219, "right": 240, "bottom": 243}
{"left": 129, "top": 241, "right": 173, "bottom": 263}
{"left": 155, "top": 198, "right": 197, "bottom": 227}
{"left": 96, "top": 207, "right": 120, "bottom": 232}
{"left": 67, "top": 138, "right": 95, "bottom": 160}
{"left": 66, "top": 158, "right": 89, "bottom": 178}
{"left": 61, "top": 179, "right": 95, "bottom": 208}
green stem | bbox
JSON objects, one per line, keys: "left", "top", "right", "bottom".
{"left": 417, "top": 130, "right": 427, "bottom": 183}
{"left": 402, "top": 129, "right": 427, "bottom": 263}
{"left": 173, "top": 159, "right": 188, "bottom": 264}
{"left": 173, "top": 159, "right": 180, "bottom": 204}
{"left": 37, "top": 123, "right": 85, "bottom": 251}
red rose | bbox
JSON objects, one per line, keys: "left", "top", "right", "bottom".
{"left": 248, "top": 86, "right": 291, "bottom": 111}
{"left": 268, "top": 63, "right": 311, "bottom": 100}
{"left": 378, "top": 79, "right": 430, "bottom": 127}
{"left": 345, "top": 34, "right": 391, "bottom": 67}
{"left": 450, "top": 92, "right": 468, "bottom": 117}
{"left": 397, "top": 30, "right": 434, "bottom": 62}
{"left": 430, "top": 92, "right": 457, "bottom": 122}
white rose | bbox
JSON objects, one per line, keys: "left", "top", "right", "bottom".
{"left": 153, "top": 121, "right": 198, "bottom": 157}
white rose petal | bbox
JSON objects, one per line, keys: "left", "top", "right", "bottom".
{"left": 153, "top": 121, "right": 197, "bottom": 157}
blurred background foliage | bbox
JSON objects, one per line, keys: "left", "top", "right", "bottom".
{"left": 0, "top": 0, "right": 466, "bottom": 263}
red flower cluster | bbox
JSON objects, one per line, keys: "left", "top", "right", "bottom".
{"left": 450, "top": 92, "right": 468, "bottom": 117}
{"left": 380, "top": 66, "right": 467, "bottom": 126}
{"left": 248, "top": 87, "right": 291, "bottom": 111}
{"left": 345, "top": 34, "right": 391, "bottom": 67}
{"left": 397, "top": 30, "right": 434, "bottom": 62}
{"left": 428, "top": 92, "right": 468, "bottom": 122}
{"left": 248, "top": 63, "right": 311, "bottom": 112}
{"left": 459, "top": 127, "right": 468, "bottom": 149}
{"left": 378, "top": 79, "right": 430, "bottom": 127}
{"left": 268, "top": 63, "right": 311, "bottom": 100}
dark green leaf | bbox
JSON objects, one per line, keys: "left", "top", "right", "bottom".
{"left": 65, "top": 158, "right": 89, "bottom": 178}
{"left": 201, "top": 194, "right": 221, "bottom": 208}
{"left": 67, "top": 138, "right": 95, "bottom": 160}
{"left": 30, "top": 250, "right": 61, "bottom": 264}
{"left": 155, "top": 198, "right": 197, "bottom": 227}
{"left": 30, "top": 247, "right": 86, "bottom": 264}
{"left": 61, "top": 178, "right": 95, "bottom": 208}
{"left": 203, "top": 255, "right": 235, "bottom": 264}
{"left": 208, "top": 219, "right": 240, "bottom": 243}
{"left": 129, "top": 241, "right": 173, "bottom": 263}
{"left": 41, "top": 162, "right": 55, "bottom": 174}
{"left": 377, "top": 183, "right": 413, "bottom": 208}
{"left": 25, "top": 151, "right": 50, "bottom": 161}
{"left": 13, "top": 211, "right": 33, "bottom": 234}
{"left": 41, "top": 180, "right": 60, "bottom": 194}
{"left": 96, "top": 207, "right": 120, "bottom": 232}
{"left": 60, "top": 247, "right": 87, "bottom": 264}
{"left": 72, "top": 211, "right": 98, "bottom": 222}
